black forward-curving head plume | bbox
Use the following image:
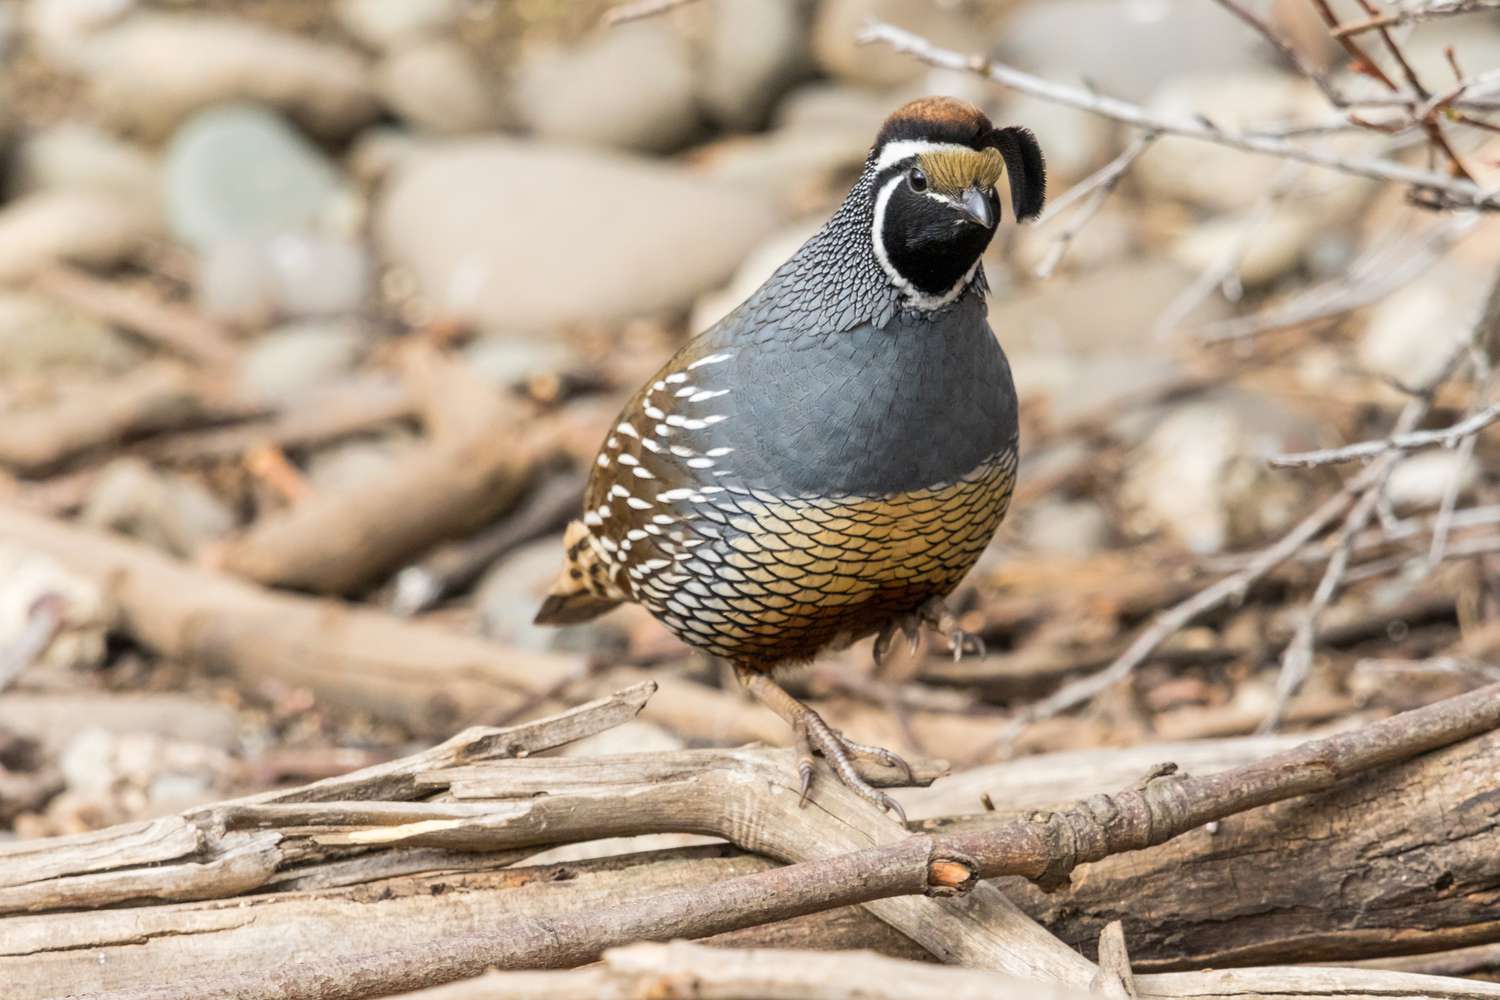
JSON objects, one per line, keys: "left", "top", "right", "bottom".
{"left": 864, "top": 98, "right": 1047, "bottom": 307}
{"left": 991, "top": 126, "right": 1046, "bottom": 223}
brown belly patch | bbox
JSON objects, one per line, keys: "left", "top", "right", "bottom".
{"left": 630, "top": 448, "right": 1017, "bottom": 666}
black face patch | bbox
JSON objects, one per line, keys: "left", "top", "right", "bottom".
{"left": 880, "top": 177, "right": 999, "bottom": 297}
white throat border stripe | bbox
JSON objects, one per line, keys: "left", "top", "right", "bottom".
{"left": 870, "top": 171, "right": 983, "bottom": 311}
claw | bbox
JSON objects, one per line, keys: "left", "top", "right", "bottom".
{"left": 876, "top": 598, "right": 987, "bottom": 666}
{"left": 793, "top": 723, "right": 816, "bottom": 809}
{"left": 796, "top": 711, "right": 911, "bottom": 823}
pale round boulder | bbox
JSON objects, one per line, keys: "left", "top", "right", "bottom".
{"left": 375, "top": 139, "right": 785, "bottom": 330}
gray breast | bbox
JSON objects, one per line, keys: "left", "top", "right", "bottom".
{"left": 705, "top": 289, "right": 1018, "bottom": 496}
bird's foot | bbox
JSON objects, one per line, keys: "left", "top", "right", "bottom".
{"left": 874, "top": 598, "right": 985, "bottom": 667}
{"left": 918, "top": 597, "right": 986, "bottom": 663}
{"left": 792, "top": 705, "right": 912, "bottom": 823}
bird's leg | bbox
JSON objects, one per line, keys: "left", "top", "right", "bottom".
{"left": 734, "top": 664, "right": 912, "bottom": 823}
{"left": 916, "top": 596, "right": 986, "bottom": 663}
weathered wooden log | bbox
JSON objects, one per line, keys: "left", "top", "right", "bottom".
{"left": 4, "top": 699, "right": 1496, "bottom": 998}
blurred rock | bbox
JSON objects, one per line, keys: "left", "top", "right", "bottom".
{"left": 1270, "top": 0, "right": 1344, "bottom": 74}
{"left": 515, "top": 21, "right": 698, "bottom": 153}
{"left": 0, "top": 292, "right": 139, "bottom": 373}
{"left": 1003, "top": 0, "right": 1266, "bottom": 102}
{"left": 812, "top": 0, "right": 986, "bottom": 88}
{"left": 236, "top": 320, "right": 368, "bottom": 404}
{"left": 774, "top": 81, "right": 890, "bottom": 136}
{"left": 164, "top": 104, "right": 352, "bottom": 250}
{"left": 1396, "top": 18, "right": 1500, "bottom": 91}
{"left": 1023, "top": 499, "right": 1112, "bottom": 557}
{"left": 1011, "top": 200, "right": 1137, "bottom": 277}
{"left": 691, "top": 217, "right": 820, "bottom": 331}
{"left": 477, "top": 537, "right": 630, "bottom": 658}
{"left": 1359, "top": 257, "right": 1494, "bottom": 390}
{"left": 375, "top": 39, "right": 500, "bottom": 135}
{"left": 348, "top": 126, "right": 428, "bottom": 186}
{"left": 693, "top": 126, "right": 867, "bottom": 213}
{"left": 1139, "top": 73, "right": 1379, "bottom": 212}
{"left": 1172, "top": 211, "right": 1311, "bottom": 288}
{"left": 58, "top": 728, "right": 230, "bottom": 820}
{"left": 997, "top": 94, "right": 1111, "bottom": 185}
{"left": 9, "top": 123, "right": 159, "bottom": 211}
{"left": 989, "top": 258, "right": 1228, "bottom": 356}
{"left": 377, "top": 139, "right": 783, "bottom": 329}
{"left": 81, "top": 457, "right": 236, "bottom": 557}
{"left": 1386, "top": 451, "right": 1475, "bottom": 512}
{"left": 0, "top": 190, "right": 156, "bottom": 282}
{"left": 71, "top": 13, "right": 380, "bottom": 139}
{"left": 304, "top": 434, "right": 417, "bottom": 496}
{"left": 0, "top": 6, "right": 15, "bottom": 61}
{"left": 688, "top": 0, "right": 811, "bottom": 130}
{"left": 336, "top": 0, "right": 459, "bottom": 51}
{"left": 196, "top": 233, "right": 371, "bottom": 324}
{"left": 0, "top": 542, "right": 107, "bottom": 672}
{"left": 1121, "top": 390, "right": 1317, "bottom": 554}
{"left": 24, "top": 0, "right": 133, "bottom": 64}
{"left": 463, "top": 334, "right": 575, "bottom": 389}
{"left": 1012, "top": 354, "right": 1185, "bottom": 432}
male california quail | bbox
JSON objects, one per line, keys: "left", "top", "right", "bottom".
{"left": 536, "top": 97, "right": 1045, "bottom": 817}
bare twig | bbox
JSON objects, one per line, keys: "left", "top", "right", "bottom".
{"left": 601, "top": 0, "right": 702, "bottom": 26}
{"left": 390, "top": 468, "right": 585, "bottom": 615}
{"left": 1154, "top": 163, "right": 1302, "bottom": 337}
{"left": 32, "top": 265, "right": 240, "bottom": 368}
{"left": 1196, "top": 213, "right": 1479, "bottom": 342}
{"left": 0, "top": 593, "right": 66, "bottom": 693}
{"left": 856, "top": 21, "right": 1500, "bottom": 210}
{"left": 1335, "top": 0, "right": 1500, "bottom": 37}
{"left": 985, "top": 459, "right": 1391, "bottom": 748}
{"left": 1269, "top": 399, "right": 1500, "bottom": 468}
{"left": 1035, "top": 134, "right": 1155, "bottom": 279}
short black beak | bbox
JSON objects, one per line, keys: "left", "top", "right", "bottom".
{"left": 961, "top": 187, "right": 995, "bottom": 228}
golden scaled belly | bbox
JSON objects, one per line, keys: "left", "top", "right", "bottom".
{"left": 631, "top": 449, "right": 1018, "bottom": 666}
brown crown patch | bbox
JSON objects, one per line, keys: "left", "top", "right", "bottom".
{"left": 918, "top": 147, "right": 1005, "bottom": 194}
{"left": 875, "top": 97, "right": 994, "bottom": 151}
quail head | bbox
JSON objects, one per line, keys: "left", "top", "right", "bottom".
{"left": 536, "top": 97, "right": 1046, "bottom": 819}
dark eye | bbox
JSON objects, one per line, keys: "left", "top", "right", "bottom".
{"left": 906, "top": 167, "right": 928, "bottom": 193}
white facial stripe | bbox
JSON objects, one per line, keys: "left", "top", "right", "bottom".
{"left": 870, "top": 172, "right": 906, "bottom": 294}
{"left": 872, "top": 139, "right": 977, "bottom": 174}
{"left": 871, "top": 171, "right": 983, "bottom": 312}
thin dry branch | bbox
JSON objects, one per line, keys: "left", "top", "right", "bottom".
{"left": 856, "top": 21, "right": 1500, "bottom": 210}
{"left": 1035, "top": 134, "right": 1155, "bottom": 279}
{"left": 985, "top": 458, "right": 1392, "bottom": 747}
{"left": 0, "top": 363, "right": 223, "bottom": 474}
{"left": 1271, "top": 399, "right": 1500, "bottom": 468}
{"left": 1336, "top": 0, "right": 1500, "bottom": 36}
{"left": 32, "top": 265, "right": 240, "bottom": 368}
{"left": 601, "top": 0, "right": 703, "bottom": 27}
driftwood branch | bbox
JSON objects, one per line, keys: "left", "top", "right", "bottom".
{"left": 383, "top": 940, "right": 1500, "bottom": 1000}
{"left": 382, "top": 941, "right": 1100, "bottom": 1000}
{"left": 212, "top": 352, "right": 537, "bottom": 594}
{"left": 0, "top": 363, "right": 222, "bottom": 474}
{"left": 0, "top": 504, "right": 785, "bottom": 745}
